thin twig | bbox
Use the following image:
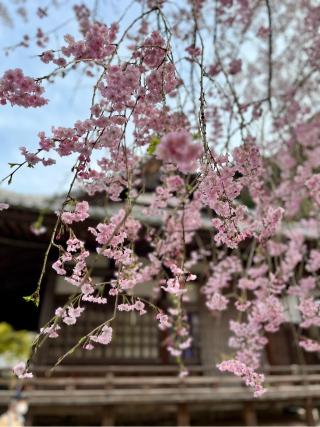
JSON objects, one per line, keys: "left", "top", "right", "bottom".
{"left": 265, "top": 0, "right": 273, "bottom": 111}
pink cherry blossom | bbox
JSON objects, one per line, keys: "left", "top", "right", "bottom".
{"left": 217, "top": 359, "right": 266, "bottom": 397}
{"left": 156, "top": 312, "right": 171, "bottom": 330}
{"left": 156, "top": 130, "right": 202, "bottom": 174}
{"left": 13, "top": 362, "right": 33, "bottom": 379}
{"left": 0, "top": 203, "right": 9, "bottom": 211}
{"left": 0, "top": 69, "right": 47, "bottom": 108}
{"left": 90, "top": 325, "right": 112, "bottom": 345}
{"left": 299, "top": 338, "right": 320, "bottom": 352}
{"left": 61, "top": 201, "right": 89, "bottom": 225}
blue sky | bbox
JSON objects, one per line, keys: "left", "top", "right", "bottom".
{"left": 0, "top": 0, "right": 136, "bottom": 195}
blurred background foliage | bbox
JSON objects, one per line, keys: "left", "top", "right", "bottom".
{"left": 0, "top": 323, "right": 33, "bottom": 363}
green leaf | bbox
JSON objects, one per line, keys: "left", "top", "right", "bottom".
{"left": 23, "top": 292, "right": 40, "bottom": 307}
{"left": 147, "top": 136, "right": 160, "bottom": 155}
{"left": 192, "top": 132, "right": 201, "bottom": 140}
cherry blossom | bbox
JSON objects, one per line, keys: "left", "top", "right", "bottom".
{"left": 61, "top": 201, "right": 89, "bottom": 225}
{"left": 156, "top": 130, "right": 202, "bottom": 174}
{"left": 217, "top": 359, "right": 266, "bottom": 397}
{"left": 13, "top": 362, "right": 33, "bottom": 379}
{"left": 0, "top": 203, "right": 9, "bottom": 211}
{"left": 90, "top": 325, "right": 113, "bottom": 345}
{"left": 299, "top": 338, "right": 320, "bottom": 353}
{"left": 0, "top": 69, "right": 47, "bottom": 107}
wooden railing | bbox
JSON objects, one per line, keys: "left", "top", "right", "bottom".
{"left": 0, "top": 365, "right": 319, "bottom": 406}
{"left": 26, "top": 363, "right": 320, "bottom": 376}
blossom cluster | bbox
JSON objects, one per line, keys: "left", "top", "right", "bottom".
{"left": 217, "top": 359, "right": 266, "bottom": 397}
{"left": 0, "top": 69, "right": 47, "bottom": 108}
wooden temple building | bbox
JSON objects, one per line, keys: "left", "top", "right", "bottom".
{"left": 0, "top": 184, "right": 320, "bottom": 426}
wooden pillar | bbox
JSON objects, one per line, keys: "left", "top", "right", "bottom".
{"left": 101, "top": 406, "right": 115, "bottom": 426}
{"left": 305, "top": 398, "right": 316, "bottom": 426}
{"left": 177, "top": 403, "right": 190, "bottom": 426}
{"left": 242, "top": 403, "right": 257, "bottom": 426}
{"left": 102, "top": 373, "right": 115, "bottom": 426}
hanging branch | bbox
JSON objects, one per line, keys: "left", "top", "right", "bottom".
{"left": 265, "top": 0, "right": 273, "bottom": 111}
